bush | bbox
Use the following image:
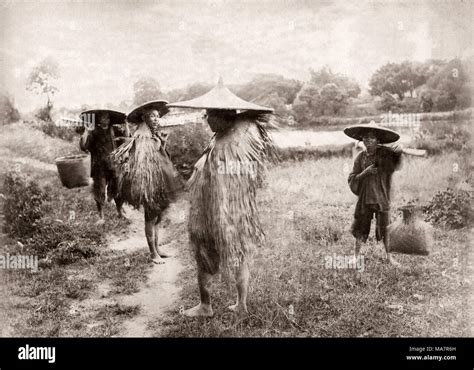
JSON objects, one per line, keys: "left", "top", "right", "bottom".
{"left": 36, "top": 121, "right": 76, "bottom": 142}
{"left": 166, "top": 122, "right": 213, "bottom": 179}
{"left": 0, "top": 94, "right": 21, "bottom": 124}
{"left": 3, "top": 170, "right": 50, "bottom": 238}
{"left": 3, "top": 170, "right": 105, "bottom": 262}
{"left": 423, "top": 188, "right": 473, "bottom": 229}
{"left": 413, "top": 119, "right": 471, "bottom": 155}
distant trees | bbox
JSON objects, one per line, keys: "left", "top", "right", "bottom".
{"left": 370, "top": 59, "right": 472, "bottom": 112}
{"left": 26, "top": 57, "right": 60, "bottom": 121}
{"left": 369, "top": 61, "right": 428, "bottom": 100}
{"left": 133, "top": 77, "right": 163, "bottom": 106}
{"left": 292, "top": 66, "right": 361, "bottom": 123}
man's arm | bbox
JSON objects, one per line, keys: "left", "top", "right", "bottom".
{"left": 348, "top": 152, "right": 363, "bottom": 195}
{"left": 378, "top": 144, "right": 403, "bottom": 172}
{"left": 79, "top": 130, "right": 92, "bottom": 153}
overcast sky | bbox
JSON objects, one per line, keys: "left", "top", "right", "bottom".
{"left": 1, "top": 0, "right": 472, "bottom": 112}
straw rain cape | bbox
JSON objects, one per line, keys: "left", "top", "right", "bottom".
{"left": 111, "top": 122, "right": 182, "bottom": 211}
{"left": 187, "top": 112, "right": 276, "bottom": 275}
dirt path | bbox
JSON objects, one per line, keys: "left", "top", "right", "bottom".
{"left": 108, "top": 199, "right": 188, "bottom": 337}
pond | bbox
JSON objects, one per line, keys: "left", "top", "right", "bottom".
{"left": 270, "top": 126, "right": 418, "bottom": 149}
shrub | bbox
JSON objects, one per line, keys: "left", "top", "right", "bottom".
{"left": 36, "top": 121, "right": 76, "bottom": 142}
{"left": 423, "top": 188, "right": 473, "bottom": 229}
{"left": 413, "top": 119, "right": 471, "bottom": 155}
{"left": 0, "top": 94, "right": 21, "bottom": 124}
{"left": 3, "top": 170, "right": 50, "bottom": 238}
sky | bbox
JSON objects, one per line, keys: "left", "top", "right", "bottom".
{"left": 0, "top": 0, "right": 472, "bottom": 112}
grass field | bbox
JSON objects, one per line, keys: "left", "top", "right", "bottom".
{"left": 154, "top": 154, "right": 472, "bottom": 337}
{"left": 0, "top": 121, "right": 472, "bottom": 337}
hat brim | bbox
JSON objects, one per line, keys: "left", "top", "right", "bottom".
{"left": 343, "top": 125, "right": 400, "bottom": 144}
{"left": 80, "top": 109, "right": 126, "bottom": 126}
{"left": 168, "top": 84, "right": 273, "bottom": 112}
{"left": 127, "top": 100, "right": 169, "bottom": 124}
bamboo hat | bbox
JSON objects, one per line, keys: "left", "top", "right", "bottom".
{"left": 79, "top": 109, "right": 126, "bottom": 126}
{"left": 127, "top": 100, "right": 169, "bottom": 124}
{"left": 168, "top": 77, "right": 273, "bottom": 113}
{"left": 344, "top": 122, "right": 400, "bottom": 144}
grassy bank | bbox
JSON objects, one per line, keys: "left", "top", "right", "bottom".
{"left": 155, "top": 152, "right": 472, "bottom": 337}
{"left": 0, "top": 123, "right": 149, "bottom": 337}
{"left": 295, "top": 107, "right": 473, "bottom": 128}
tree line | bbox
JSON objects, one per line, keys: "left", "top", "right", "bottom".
{"left": 1, "top": 57, "right": 472, "bottom": 126}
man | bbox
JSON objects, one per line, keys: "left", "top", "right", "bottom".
{"left": 344, "top": 123, "right": 403, "bottom": 266}
{"left": 168, "top": 78, "right": 276, "bottom": 316}
{"left": 77, "top": 109, "right": 129, "bottom": 224}
{"left": 111, "top": 101, "right": 182, "bottom": 264}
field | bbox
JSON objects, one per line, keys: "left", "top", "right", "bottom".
{"left": 153, "top": 154, "right": 473, "bottom": 337}
{"left": 0, "top": 121, "right": 472, "bottom": 337}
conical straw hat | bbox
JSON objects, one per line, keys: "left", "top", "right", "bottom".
{"left": 344, "top": 121, "right": 400, "bottom": 144}
{"left": 127, "top": 100, "right": 169, "bottom": 124}
{"left": 168, "top": 77, "right": 273, "bottom": 112}
{"left": 80, "top": 109, "right": 126, "bottom": 126}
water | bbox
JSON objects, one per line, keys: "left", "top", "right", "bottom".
{"left": 270, "top": 126, "right": 417, "bottom": 149}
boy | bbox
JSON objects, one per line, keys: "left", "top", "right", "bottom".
{"left": 112, "top": 101, "right": 182, "bottom": 264}
{"left": 344, "top": 124, "right": 403, "bottom": 266}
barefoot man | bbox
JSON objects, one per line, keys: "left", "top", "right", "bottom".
{"left": 112, "top": 101, "right": 183, "bottom": 264}
{"left": 78, "top": 109, "right": 130, "bottom": 224}
{"left": 169, "top": 78, "right": 276, "bottom": 316}
{"left": 344, "top": 123, "right": 403, "bottom": 266}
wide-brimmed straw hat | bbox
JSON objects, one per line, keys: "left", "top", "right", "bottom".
{"left": 344, "top": 122, "right": 400, "bottom": 144}
{"left": 127, "top": 100, "right": 169, "bottom": 124}
{"left": 80, "top": 109, "right": 126, "bottom": 126}
{"left": 168, "top": 77, "right": 273, "bottom": 113}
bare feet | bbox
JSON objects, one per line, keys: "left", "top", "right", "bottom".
{"left": 227, "top": 303, "right": 248, "bottom": 315}
{"left": 151, "top": 255, "right": 165, "bottom": 265}
{"left": 184, "top": 303, "right": 214, "bottom": 317}
{"left": 387, "top": 254, "right": 401, "bottom": 267}
{"left": 156, "top": 247, "right": 172, "bottom": 258}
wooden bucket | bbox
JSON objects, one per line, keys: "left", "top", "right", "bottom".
{"left": 55, "top": 154, "right": 91, "bottom": 189}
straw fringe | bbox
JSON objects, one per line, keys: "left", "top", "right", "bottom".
{"left": 187, "top": 113, "right": 276, "bottom": 275}
{"left": 111, "top": 123, "right": 176, "bottom": 211}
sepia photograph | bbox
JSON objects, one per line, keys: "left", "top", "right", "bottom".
{"left": 0, "top": 0, "right": 472, "bottom": 364}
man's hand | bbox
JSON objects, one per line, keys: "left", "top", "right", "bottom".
{"left": 359, "top": 164, "right": 377, "bottom": 178}
{"left": 391, "top": 144, "right": 403, "bottom": 154}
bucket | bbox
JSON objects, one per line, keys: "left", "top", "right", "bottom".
{"left": 55, "top": 154, "right": 91, "bottom": 189}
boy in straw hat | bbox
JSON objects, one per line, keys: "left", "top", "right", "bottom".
{"left": 111, "top": 101, "right": 183, "bottom": 264}
{"left": 77, "top": 109, "right": 130, "bottom": 224}
{"left": 168, "top": 78, "right": 276, "bottom": 316}
{"left": 344, "top": 123, "right": 403, "bottom": 266}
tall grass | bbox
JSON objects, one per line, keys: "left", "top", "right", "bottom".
{"left": 157, "top": 152, "right": 472, "bottom": 337}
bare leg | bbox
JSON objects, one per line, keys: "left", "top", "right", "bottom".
{"left": 154, "top": 216, "right": 171, "bottom": 258}
{"left": 383, "top": 231, "right": 400, "bottom": 267}
{"left": 144, "top": 207, "right": 164, "bottom": 264}
{"left": 228, "top": 257, "right": 250, "bottom": 314}
{"left": 115, "top": 198, "right": 127, "bottom": 219}
{"left": 94, "top": 175, "right": 106, "bottom": 225}
{"left": 184, "top": 263, "right": 214, "bottom": 317}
